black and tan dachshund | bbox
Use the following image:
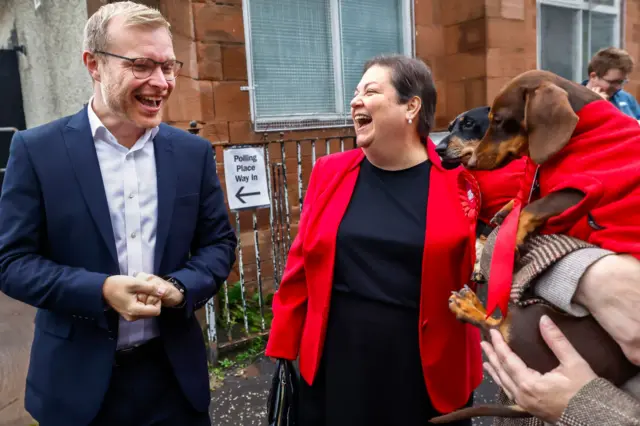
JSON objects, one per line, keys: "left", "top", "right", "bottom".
{"left": 435, "top": 106, "right": 491, "bottom": 170}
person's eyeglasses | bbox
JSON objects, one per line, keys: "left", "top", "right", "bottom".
{"left": 94, "top": 51, "right": 183, "bottom": 81}
{"left": 600, "top": 76, "right": 628, "bottom": 86}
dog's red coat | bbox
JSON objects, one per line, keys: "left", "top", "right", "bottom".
{"left": 541, "top": 100, "right": 640, "bottom": 253}
{"left": 487, "top": 100, "right": 640, "bottom": 317}
{"left": 472, "top": 158, "right": 538, "bottom": 226}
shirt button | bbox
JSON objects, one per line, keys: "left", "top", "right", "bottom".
{"left": 131, "top": 232, "right": 137, "bottom": 239}
{"left": 129, "top": 193, "right": 135, "bottom": 199}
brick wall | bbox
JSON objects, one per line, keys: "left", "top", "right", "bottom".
{"left": 624, "top": 0, "right": 640, "bottom": 99}
{"left": 419, "top": 0, "right": 640, "bottom": 132}
{"left": 160, "top": 0, "right": 355, "bottom": 142}
{"left": 158, "top": 0, "right": 355, "bottom": 297}
{"left": 415, "top": 0, "right": 537, "bottom": 131}
{"left": 156, "top": 0, "right": 639, "bottom": 298}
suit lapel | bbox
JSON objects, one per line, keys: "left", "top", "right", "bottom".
{"left": 153, "top": 126, "right": 176, "bottom": 273}
{"left": 63, "top": 107, "right": 118, "bottom": 267}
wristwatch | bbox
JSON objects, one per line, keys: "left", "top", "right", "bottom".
{"left": 164, "top": 276, "right": 187, "bottom": 308}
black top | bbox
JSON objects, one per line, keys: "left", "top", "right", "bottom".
{"left": 332, "top": 157, "right": 431, "bottom": 309}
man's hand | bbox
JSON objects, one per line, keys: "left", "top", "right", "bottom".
{"left": 589, "top": 86, "right": 609, "bottom": 100}
{"left": 102, "top": 275, "right": 165, "bottom": 321}
{"left": 575, "top": 254, "right": 640, "bottom": 365}
{"left": 481, "top": 315, "right": 597, "bottom": 423}
{"left": 135, "top": 272, "right": 185, "bottom": 308}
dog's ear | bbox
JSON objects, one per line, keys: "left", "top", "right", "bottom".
{"left": 524, "top": 82, "right": 579, "bottom": 164}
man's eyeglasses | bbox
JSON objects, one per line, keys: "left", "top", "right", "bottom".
{"left": 94, "top": 51, "right": 183, "bottom": 81}
{"left": 600, "top": 76, "right": 629, "bottom": 86}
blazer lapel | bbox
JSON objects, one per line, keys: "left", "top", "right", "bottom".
{"left": 63, "top": 107, "right": 118, "bottom": 267}
{"left": 304, "top": 150, "right": 363, "bottom": 304}
{"left": 153, "top": 126, "right": 176, "bottom": 273}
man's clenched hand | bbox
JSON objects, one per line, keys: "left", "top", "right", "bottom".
{"left": 102, "top": 275, "right": 165, "bottom": 321}
{"left": 135, "top": 272, "right": 185, "bottom": 308}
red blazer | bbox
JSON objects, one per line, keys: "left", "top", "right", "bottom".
{"left": 265, "top": 141, "right": 484, "bottom": 414}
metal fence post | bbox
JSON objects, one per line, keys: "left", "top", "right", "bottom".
{"left": 201, "top": 134, "right": 356, "bottom": 364}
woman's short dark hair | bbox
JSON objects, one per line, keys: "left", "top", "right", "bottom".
{"left": 363, "top": 54, "right": 436, "bottom": 139}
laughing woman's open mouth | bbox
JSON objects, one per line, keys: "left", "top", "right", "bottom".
{"left": 353, "top": 113, "right": 373, "bottom": 133}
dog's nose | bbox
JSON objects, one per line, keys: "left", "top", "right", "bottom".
{"left": 434, "top": 141, "right": 448, "bottom": 156}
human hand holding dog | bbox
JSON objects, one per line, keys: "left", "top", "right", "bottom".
{"left": 575, "top": 254, "right": 640, "bottom": 365}
{"left": 135, "top": 272, "right": 185, "bottom": 308}
{"left": 102, "top": 275, "right": 164, "bottom": 321}
{"left": 481, "top": 315, "right": 597, "bottom": 423}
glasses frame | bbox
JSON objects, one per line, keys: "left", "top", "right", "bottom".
{"left": 94, "top": 50, "right": 184, "bottom": 81}
{"left": 599, "top": 76, "right": 629, "bottom": 86}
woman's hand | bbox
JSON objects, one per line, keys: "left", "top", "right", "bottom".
{"left": 481, "top": 315, "right": 597, "bottom": 423}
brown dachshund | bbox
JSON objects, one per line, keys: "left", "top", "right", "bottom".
{"left": 430, "top": 69, "right": 640, "bottom": 423}
{"left": 466, "top": 69, "right": 640, "bottom": 255}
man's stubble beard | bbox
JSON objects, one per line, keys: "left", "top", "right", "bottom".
{"left": 100, "top": 72, "right": 129, "bottom": 122}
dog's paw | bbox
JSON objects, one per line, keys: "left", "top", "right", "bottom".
{"left": 490, "top": 200, "right": 515, "bottom": 227}
{"left": 449, "top": 286, "right": 487, "bottom": 325}
{"left": 459, "top": 284, "right": 486, "bottom": 310}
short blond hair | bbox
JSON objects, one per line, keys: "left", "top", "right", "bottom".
{"left": 83, "top": 1, "right": 171, "bottom": 53}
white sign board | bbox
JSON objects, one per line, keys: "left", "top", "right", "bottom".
{"left": 223, "top": 146, "right": 271, "bottom": 211}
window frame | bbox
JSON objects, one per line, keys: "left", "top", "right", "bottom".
{"left": 536, "top": 0, "right": 622, "bottom": 82}
{"left": 241, "top": 0, "right": 416, "bottom": 132}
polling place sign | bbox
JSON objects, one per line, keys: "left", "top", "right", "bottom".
{"left": 223, "top": 145, "right": 271, "bottom": 211}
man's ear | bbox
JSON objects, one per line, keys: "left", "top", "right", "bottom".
{"left": 83, "top": 51, "right": 102, "bottom": 83}
{"left": 524, "top": 82, "right": 579, "bottom": 164}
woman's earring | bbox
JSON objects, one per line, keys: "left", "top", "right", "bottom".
{"left": 408, "top": 118, "right": 413, "bottom": 124}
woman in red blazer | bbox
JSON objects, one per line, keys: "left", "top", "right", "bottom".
{"left": 265, "top": 55, "right": 483, "bottom": 425}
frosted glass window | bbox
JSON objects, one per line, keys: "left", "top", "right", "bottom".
{"left": 537, "top": 0, "right": 620, "bottom": 82}
{"left": 245, "top": 0, "right": 412, "bottom": 131}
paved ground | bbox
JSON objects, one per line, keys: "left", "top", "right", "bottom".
{"left": 0, "top": 292, "right": 35, "bottom": 426}
{"left": 210, "top": 355, "right": 499, "bottom": 426}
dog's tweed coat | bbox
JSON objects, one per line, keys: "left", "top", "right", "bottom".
{"left": 479, "top": 228, "right": 640, "bottom": 426}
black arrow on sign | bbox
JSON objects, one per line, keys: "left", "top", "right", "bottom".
{"left": 235, "top": 186, "right": 260, "bottom": 204}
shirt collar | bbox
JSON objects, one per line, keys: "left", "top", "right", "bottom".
{"left": 87, "top": 96, "right": 160, "bottom": 148}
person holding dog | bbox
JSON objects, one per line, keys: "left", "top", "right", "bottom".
{"left": 481, "top": 229, "right": 640, "bottom": 425}
{"left": 265, "top": 54, "right": 483, "bottom": 425}
{"left": 0, "top": 2, "right": 237, "bottom": 425}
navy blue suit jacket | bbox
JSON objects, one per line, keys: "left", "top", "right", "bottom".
{"left": 0, "top": 107, "right": 237, "bottom": 425}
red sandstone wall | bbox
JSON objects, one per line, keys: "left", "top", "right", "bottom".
{"left": 154, "top": 0, "right": 637, "bottom": 295}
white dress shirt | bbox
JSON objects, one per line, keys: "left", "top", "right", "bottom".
{"left": 87, "top": 99, "right": 160, "bottom": 349}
